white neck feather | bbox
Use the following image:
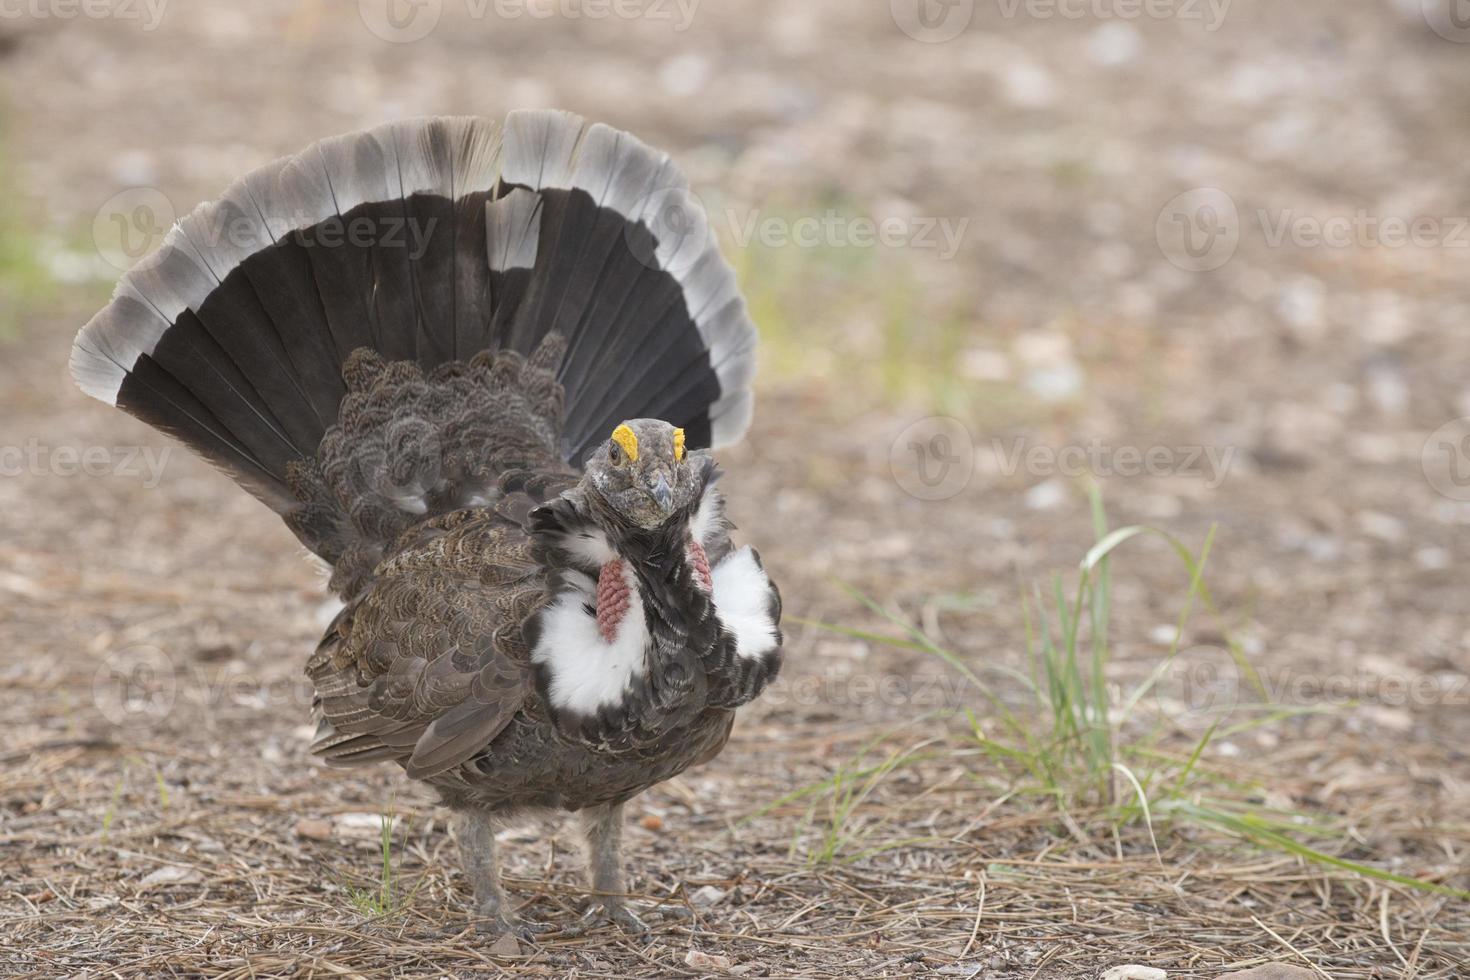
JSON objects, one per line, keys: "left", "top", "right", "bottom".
{"left": 710, "top": 547, "right": 780, "bottom": 661}
{"left": 531, "top": 561, "right": 648, "bottom": 716}
{"left": 533, "top": 482, "right": 775, "bottom": 715}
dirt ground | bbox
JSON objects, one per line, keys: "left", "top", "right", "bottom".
{"left": 2, "top": 1, "right": 1469, "bottom": 977}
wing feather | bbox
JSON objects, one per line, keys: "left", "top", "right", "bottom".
{"left": 307, "top": 508, "right": 548, "bottom": 777}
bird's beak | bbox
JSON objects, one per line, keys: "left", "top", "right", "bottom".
{"left": 649, "top": 472, "right": 674, "bottom": 513}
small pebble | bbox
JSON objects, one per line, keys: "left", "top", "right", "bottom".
{"left": 1025, "top": 479, "right": 1067, "bottom": 511}
{"left": 1087, "top": 22, "right": 1143, "bottom": 67}
{"left": 1415, "top": 547, "right": 1451, "bottom": 571}
{"left": 1215, "top": 966, "right": 1320, "bottom": 980}
{"left": 691, "top": 885, "right": 728, "bottom": 907}
{"left": 138, "top": 865, "right": 204, "bottom": 889}
{"left": 294, "top": 818, "right": 333, "bottom": 841}
{"left": 686, "top": 949, "right": 734, "bottom": 970}
{"left": 1101, "top": 967, "right": 1166, "bottom": 980}
{"left": 334, "top": 812, "right": 392, "bottom": 838}
{"left": 1149, "top": 624, "right": 1179, "bottom": 646}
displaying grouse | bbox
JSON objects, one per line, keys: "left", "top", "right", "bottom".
{"left": 70, "top": 110, "right": 784, "bottom": 937}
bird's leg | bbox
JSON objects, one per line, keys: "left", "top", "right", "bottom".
{"left": 459, "top": 810, "right": 544, "bottom": 940}
{"left": 574, "top": 801, "right": 649, "bottom": 934}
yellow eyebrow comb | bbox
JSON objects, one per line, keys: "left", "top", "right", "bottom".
{"left": 611, "top": 424, "right": 639, "bottom": 462}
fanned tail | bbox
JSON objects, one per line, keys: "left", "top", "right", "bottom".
{"left": 71, "top": 111, "right": 758, "bottom": 567}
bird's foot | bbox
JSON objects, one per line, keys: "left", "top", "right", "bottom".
{"left": 569, "top": 898, "right": 648, "bottom": 937}
{"left": 561, "top": 898, "right": 689, "bottom": 938}
{"left": 472, "top": 908, "right": 555, "bottom": 944}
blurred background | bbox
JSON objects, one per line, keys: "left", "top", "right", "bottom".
{"left": 2, "top": 1, "right": 1468, "bottom": 975}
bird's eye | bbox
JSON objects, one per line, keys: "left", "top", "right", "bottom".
{"left": 610, "top": 424, "right": 639, "bottom": 464}
{"left": 608, "top": 441, "right": 623, "bottom": 464}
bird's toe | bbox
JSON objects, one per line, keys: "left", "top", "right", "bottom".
{"left": 473, "top": 909, "right": 552, "bottom": 944}
{"left": 559, "top": 899, "right": 657, "bottom": 938}
{"left": 605, "top": 903, "right": 650, "bottom": 936}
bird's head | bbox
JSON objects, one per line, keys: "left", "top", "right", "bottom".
{"left": 584, "top": 418, "right": 708, "bottom": 530}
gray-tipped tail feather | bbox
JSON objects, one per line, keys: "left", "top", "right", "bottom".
{"left": 71, "top": 111, "right": 758, "bottom": 548}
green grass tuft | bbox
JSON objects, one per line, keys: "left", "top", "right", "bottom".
{"left": 338, "top": 809, "right": 425, "bottom": 921}
{"left": 792, "top": 487, "right": 1470, "bottom": 899}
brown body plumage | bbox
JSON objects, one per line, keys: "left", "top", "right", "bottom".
{"left": 71, "top": 110, "right": 783, "bottom": 937}
{"left": 303, "top": 345, "right": 748, "bottom": 811}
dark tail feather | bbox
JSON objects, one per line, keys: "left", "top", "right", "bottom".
{"left": 495, "top": 112, "right": 756, "bottom": 461}
{"left": 72, "top": 110, "right": 758, "bottom": 559}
